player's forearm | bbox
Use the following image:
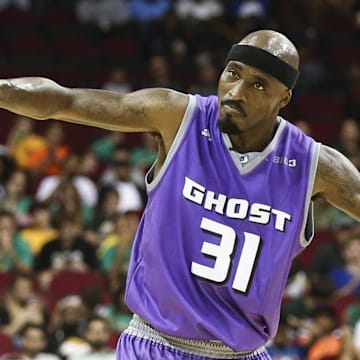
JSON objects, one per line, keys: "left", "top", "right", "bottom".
{"left": 0, "top": 77, "right": 146, "bottom": 131}
{"left": 0, "top": 77, "right": 71, "bottom": 120}
{"left": 0, "top": 77, "right": 129, "bottom": 131}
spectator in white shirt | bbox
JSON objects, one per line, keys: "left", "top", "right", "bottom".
{"left": 175, "top": 0, "right": 223, "bottom": 22}
{"left": 36, "top": 153, "right": 98, "bottom": 209}
{"left": 100, "top": 148, "right": 143, "bottom": 214}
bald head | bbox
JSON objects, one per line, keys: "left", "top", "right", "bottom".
{"left": 239, "top": 30, "right": 299, "bottom": 69}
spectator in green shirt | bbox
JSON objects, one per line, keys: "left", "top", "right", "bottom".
{"left": 97, "top": 278, "right": 132, "bottom": 333}
{"left": 91, "top": 132, "right": 125, "bottom": 163}
{"left": 0, "top": 209, "right": 33, "bottom": 273}
{"left": 97, "top": 211, "right": 139, "bottom": 291}
{"left": 0, "top": 169, "right": 33, "bottom": 227}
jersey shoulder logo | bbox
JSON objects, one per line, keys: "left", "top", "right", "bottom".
{"left": 273, "top": 156, "right": 297, "bottom": 167}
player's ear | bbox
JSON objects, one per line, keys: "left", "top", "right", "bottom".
{"left": 279, "top": 89, "right": 292, "bottom": 109}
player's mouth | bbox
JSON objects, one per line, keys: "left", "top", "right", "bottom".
{"left": 221, "top": 100, "right": 247, "bottom": 117}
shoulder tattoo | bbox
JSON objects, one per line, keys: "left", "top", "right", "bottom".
{"left": 318, "top": 146, "right": 360, "bottom": 210}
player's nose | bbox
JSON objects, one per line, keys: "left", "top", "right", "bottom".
{"left": 229, "top": 80, "right": 248, "bottom": 102}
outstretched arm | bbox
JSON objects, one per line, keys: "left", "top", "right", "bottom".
{"left": 0, "top": 77, "right": 188, "bottom": 135}
{"left": 313, "top": 145, "right": 360, "bottom": 222}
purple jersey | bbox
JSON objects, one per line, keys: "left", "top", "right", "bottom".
{"left": 125, "top": 94, "right": 320, "bottom": 352}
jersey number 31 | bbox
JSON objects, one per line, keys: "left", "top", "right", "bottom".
{"left": 191, "top": 217, "right": 262, "bottom": 294}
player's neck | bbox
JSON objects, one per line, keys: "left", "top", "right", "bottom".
{"left": 229, "top": 118, "right": 280, "bottom": 153}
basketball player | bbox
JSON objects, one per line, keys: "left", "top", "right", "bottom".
{"left": 0, "top": 30, "right": 359, "bottom": 360}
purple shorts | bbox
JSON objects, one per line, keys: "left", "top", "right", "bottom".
{"left": 116, "top": 315, "right": 272, "bottom": 360}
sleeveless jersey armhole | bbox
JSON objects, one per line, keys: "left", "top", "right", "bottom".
{"left": 303, "top": 201, "right": 314, "bottom": 244}
{"left": 300, "top": 142, "right": 321, "bottom": 247}
{"left": 145, "top": 94, "right": 197, "bottom": 192}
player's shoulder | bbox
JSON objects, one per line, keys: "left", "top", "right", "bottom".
{"left": 189, "top": 94, "right": 219, "bottom": 117}
{"left": 156, "top": 88, "right": 190, "bottom": 111}
{"left": 318, "top": 144, "right": 345, "bottom": 166}
{"left": 313, "top": 144, "right": 350, "bottom": 195}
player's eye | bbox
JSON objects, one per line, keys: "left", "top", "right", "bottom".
{"left": 254, "top": 82, "right": 264, "bottom": 91}
{"left": 227, "top": 69, "right": 239, "bottom": 80}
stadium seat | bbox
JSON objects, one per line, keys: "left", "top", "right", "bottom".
{"left": 52, "top": 36, "right": 99, "bottom": 65}
{"left": 108, "top": 332, "right": 120, "bottom": 349}
{"left": 0, "top": 272, "right": 13, "bottom": 298}
{"left": 295, "top": 94, "right": 344, "bottom": 121}
{"left": 38, "top": 5, "right": 77, "bottom": 26}
{"left": 332, "top": 295, "right": 358, "bottom": 324}
{"left": 309, "top": 119, "right": 342, "bottom": 145}
{"left": 328, "top": 44, "right": 360, "bottom": 65}
{"left": 0, "top": 333, "right": 16, "bottom": 355}
{"left": 6, "top": 34, "right": 48, "bottom": 56}
{"left": 100, "top": 37, "right": 140, "bottom": 66}
{"left": 0, "top": 7, "right": 33, "bottom": 27}
{"left": 296, "top": 230, "right": 335, "bottom": 269}
{"left": 48, "top": 271, "right": 109, "bottom": 301}
{"left": 294, "top": 94, "right": 344, "bottom": 143}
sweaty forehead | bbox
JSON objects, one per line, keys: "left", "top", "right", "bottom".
{"left": 239, "top": 32, "right": 299, "bottom": 69}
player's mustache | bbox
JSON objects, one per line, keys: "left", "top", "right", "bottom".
{"left": 221, "top": 100, "right": 247, "bottom": 117}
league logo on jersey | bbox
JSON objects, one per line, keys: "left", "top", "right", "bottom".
{"left": 273, "top": 156, "right": 297, "bottom": 167}
{"left": 201, "top": 128, "right": 212, "bottom": 141}
{"left": 239, "top": 154, "right": 249, "bottom": 164}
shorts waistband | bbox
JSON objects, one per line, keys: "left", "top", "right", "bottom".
{"left": 124, "top": 314, "right": 267, "bottom": 359}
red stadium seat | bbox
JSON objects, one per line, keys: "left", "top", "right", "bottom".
{"left": 294, "top": 95, "right": 344, "bottom": 143}
{"left": 295, "top": 95, "right": 344, "bottom": 122}
{"left": 332, "top": 295, "right": 358, "bottom": 324}
{"left": 48, "top": 271, "right": 109, "bottom": 301}
{"left": 0, "top": 7, "right": 33, "bottom": 26}
{"left": 328, "top": 45, "right": 360, "bottom": 65}
{"left": 309, "top": 119, "right": 342, "bottom": 144}
{"left": 108, "top": 332, "right": 120, "bottom": 349}
{"left": 0, "top": 272, "right": 13, "bottom": 298}
{"left": 6, "top": 34, "right": 49, "bottom": 56}
{"left": 296, "top": 230, "right": 335, "bottom": 269}
{"left": 0, "top": 333, "right": 16, "bottom": 355}
{"left": 38, "top": 6, "right": 77, "bottom": 26}
{"left": 53, "top": 37, "right": 98, "bottom": 57}
{"left": 52, "top": 37, "right": 99, "bottom": 65}
{"left": 102, "top": 38, "right": 139, "bottom": 56}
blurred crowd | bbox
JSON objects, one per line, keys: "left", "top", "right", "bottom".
{"left": 0, "top": 116, "right": 150, "bottom": 359}
{"left": 0, "top": 0, "right": 359, "bottom": 360}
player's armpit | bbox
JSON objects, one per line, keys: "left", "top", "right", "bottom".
{"left": 313, "top": 145, "right": 360, "bottom": 221}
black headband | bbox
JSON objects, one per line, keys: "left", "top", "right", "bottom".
{"left": 225, "top": 44, "right": 299, "bottom": 89}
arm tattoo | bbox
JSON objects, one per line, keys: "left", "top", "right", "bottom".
{"left": 86, "top": 101, "right": 110, "bottom": 121}
{"left": 320, "top": 158, "right": 356, "bottom": 209}
{"left": 319, "top": 146, "right": 360, "bottom": 215}
{"left": 124, "top": 104, "right": 147, "bottom": 118}
{"left": 83, "top": 96, "right": 148, "bottom": 125}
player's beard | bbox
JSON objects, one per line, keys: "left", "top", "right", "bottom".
{"left": 218, "top": 113, "right": 242, "bottom": 135}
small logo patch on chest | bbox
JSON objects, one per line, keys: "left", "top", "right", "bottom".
{"left": 201, "top": 128, "right": 212, "bottom": 141}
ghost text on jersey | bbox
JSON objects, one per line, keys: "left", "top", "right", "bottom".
{"left": 183, "top": 177, "right": 291, "bottom": 232}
